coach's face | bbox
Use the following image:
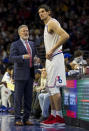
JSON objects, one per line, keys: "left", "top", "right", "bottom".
{"left": 38, "top": 8, "right": 49, "bottom": 21}
{"left": 19, "top": 26, "right": 29, "bottom": 40}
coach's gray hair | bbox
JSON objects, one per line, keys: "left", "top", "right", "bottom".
{"left": 18, "top": 25, "right": 28, "bottom": 34}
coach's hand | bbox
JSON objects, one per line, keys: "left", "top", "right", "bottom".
{"left": 23, "top": 54, "right": 30, "bottom": 59}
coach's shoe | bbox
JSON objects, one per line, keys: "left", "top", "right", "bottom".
{"left": 15, "top": 121, "right": 24, "bottom": 126}
{"left": 24, "top": 120, "right": 33, "bottom": 126}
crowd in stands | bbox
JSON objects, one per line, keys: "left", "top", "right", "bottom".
{"left": 0, "top": 0, "right": 89, "bottom": 68}
{"left": 0, "top": 0, "right": 89, "bottom": 120}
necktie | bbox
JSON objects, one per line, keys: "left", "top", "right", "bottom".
{"left": 25, "top": 41, "right": 32, "bottom": 67}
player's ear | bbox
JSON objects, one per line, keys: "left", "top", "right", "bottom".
{"left": 48, "top": 10, "right": 51, "bottom": 16}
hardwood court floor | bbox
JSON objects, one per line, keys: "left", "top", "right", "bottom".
{"left": 0, "top": 112, "right": 88, "bottom": 131}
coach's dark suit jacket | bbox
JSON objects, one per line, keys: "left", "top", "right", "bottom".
{"left": 9, "top": 39, "right": 35, "bottom": 80}
{"left": 9, "top": 39, "right": 36, "bottom": 122}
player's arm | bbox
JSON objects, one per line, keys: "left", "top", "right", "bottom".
{"left": 48, "top": 21, "right": 69, "bottom": 52}
{"left": 46, "top": 21, "right": 69, "bottom": 59}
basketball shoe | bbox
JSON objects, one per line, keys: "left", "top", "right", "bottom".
{"left": 40, "top": 115, "right": 65, "bottom": 126}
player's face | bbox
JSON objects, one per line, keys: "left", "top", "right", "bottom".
{"left": 19, "top": 26, "right": 29, "bottom": 40}
{"left": 38, "top": 8, "right": 49, "bottom": 21}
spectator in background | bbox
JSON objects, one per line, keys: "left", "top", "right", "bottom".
{"left": 0, "top": 66, "right": 13, "bottom": 110}
{"left": 71, "top": 50, "right": 87, "bottom": 66}
{"left": 34, "top": 56, "right": 43, "bottom": 70}
{"left": 70, "top": 50, "right": 87, "bottom": 74}
{"left": 31, "top": 69, "right": 41, "bottom": 118}
{"left": 64, "top": 53, "right": 72, "bottom": 77}
{"left": 64, "top": 52, "right": 72, "bottom": 65}
{"left": 38, "top": 68, "right": 50, "bottom": 121}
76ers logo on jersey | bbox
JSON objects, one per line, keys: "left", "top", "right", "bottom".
{"left": 55, "top": 76, "right": 62, "bottom": 85}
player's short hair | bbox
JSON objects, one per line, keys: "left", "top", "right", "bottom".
{"left": 38, "top": 4, "right": 52, "bottom": 16}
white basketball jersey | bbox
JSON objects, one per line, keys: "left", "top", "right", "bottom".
{"left": 44, "top": 18, "right": 62, "bottom": 54}
{"left": 44, "top": 18, "right": 66, "bottom": 87}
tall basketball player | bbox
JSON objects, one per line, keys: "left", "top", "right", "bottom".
{"left": 38, "top": 4, "right": 69, "bottom": 126}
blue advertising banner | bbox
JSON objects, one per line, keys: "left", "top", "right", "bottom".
{"left": 63, "top": 80, "right": 77, "bottom": 118}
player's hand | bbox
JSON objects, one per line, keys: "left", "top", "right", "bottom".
{"left": 23, "top": 54, "right": 30, "bottom": 59}
{"left": 46, "top": 50, "right": 53, "bottom": 60}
